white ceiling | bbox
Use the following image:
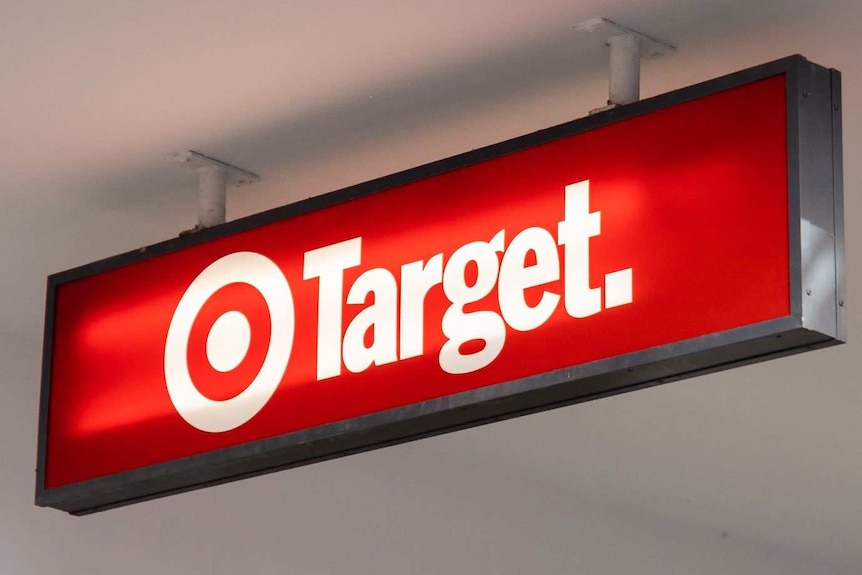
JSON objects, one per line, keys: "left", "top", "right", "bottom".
{"left": 2, "top": 1, "right": 861, "bottom": 573}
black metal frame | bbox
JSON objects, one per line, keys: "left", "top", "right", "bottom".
{"left": 35, "top": 55, "right": 845, "bottom": 515}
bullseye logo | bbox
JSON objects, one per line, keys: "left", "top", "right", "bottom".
{"left": 164, "top": 252, "right": 295, "bottom": 433}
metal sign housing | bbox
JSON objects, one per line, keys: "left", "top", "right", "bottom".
{"left": 36, "top": 55, "right": 844, "bottom": 515}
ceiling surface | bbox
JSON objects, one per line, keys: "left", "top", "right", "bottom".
{"left": 1, "top": 1, "right": 861, "bottom": 574}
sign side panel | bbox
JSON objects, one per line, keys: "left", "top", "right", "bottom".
{"left": 794, "top": 60, "right": 842, "bottom": 338}
{"left": 35, "top": 277, "right": 58, "bottom": 502}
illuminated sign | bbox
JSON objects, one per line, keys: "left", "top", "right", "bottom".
{"left": 36, "top": 55, "right": 844, "bottom": 514}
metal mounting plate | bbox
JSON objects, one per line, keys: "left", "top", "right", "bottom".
{"left": 575, "top": 17, "right": 676, "bottom": 59}
{"left": 169, "top": 150, "right": 260, "bottom": 187}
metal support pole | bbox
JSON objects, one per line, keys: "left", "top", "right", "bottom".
{"left": 608, "top": 34, "right": 640, "bottom": 106}
{"left": 169, "top": 150, "right": 260, "bottom": 234}
{"left": 197, "top": 165, "right": 228, "bottom": 228}
{"left": 575, "top": 18, "right": 675, "bottom": 114}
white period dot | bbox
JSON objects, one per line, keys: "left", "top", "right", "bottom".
{"left": 206, "top": 311, "right": 251, "bottom": 373}
{"left": 604, "top": 268, "right": 633, "bottom": 309}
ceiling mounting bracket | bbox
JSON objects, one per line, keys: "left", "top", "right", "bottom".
{"left": 575, "top": 17, "right": 676, "bottom": 114}
{"left": 168, "top": 150, "right": 260, "bottom": 233}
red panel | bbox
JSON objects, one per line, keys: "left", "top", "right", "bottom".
{"left": 46, "top": 75, "right": 789, "bottom": 488}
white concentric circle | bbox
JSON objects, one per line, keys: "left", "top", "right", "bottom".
{"left": 164, "top": 252, "right": 294, "bottom": 433}
{"left": 206, "top": 310, "right": 252, "bottom": 373}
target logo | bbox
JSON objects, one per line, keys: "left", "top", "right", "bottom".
{"left": 164, "top": 181, "right": 635, "bottom": 433}
{"left": 164, "top": 252, "right": 295, "bottom": 433}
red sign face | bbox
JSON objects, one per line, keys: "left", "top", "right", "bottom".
{"left": 45, "top": 75, "right": 790, "bottom": 489}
